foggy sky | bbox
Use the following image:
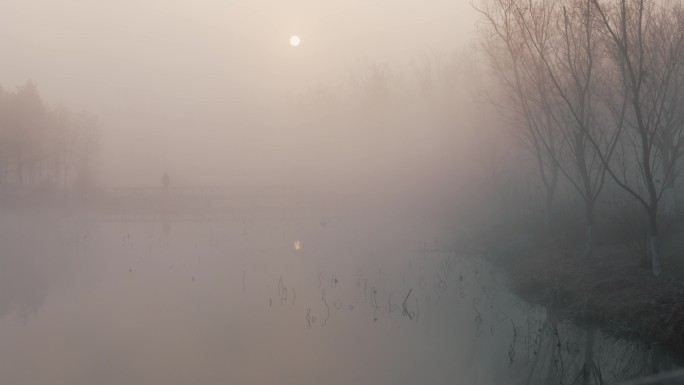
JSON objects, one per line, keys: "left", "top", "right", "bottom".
{"left": 0, "top": 0, "right": 478, "bottom": 187}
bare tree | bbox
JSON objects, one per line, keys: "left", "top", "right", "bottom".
{"left": 478, "top": 0, "right": 563, "bottom": 226}
{"left": 587, "top": 0, "right": 684, "bottom": 276}
{"left": 478, "top": 0, "right": 684, "bottom": 275}
{"left": 505, "top": 0, "right": 624, "bottom": 256}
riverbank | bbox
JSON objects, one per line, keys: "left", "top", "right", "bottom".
{"left": 463, "top": 222, "right": 684, "bottom": 364}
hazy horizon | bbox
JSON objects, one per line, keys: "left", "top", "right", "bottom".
{"left": 0, "top": 0, "right": 479, "bottom": 187}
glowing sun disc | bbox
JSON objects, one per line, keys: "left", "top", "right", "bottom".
{"left": 289, "top": 35, "right": 301, "bottom": 47}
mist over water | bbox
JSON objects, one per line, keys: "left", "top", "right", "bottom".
{"left": 0, "top": 213, "right": 491, "bottom": 385}
{"left": 0, "top": 209, "right": 656, "bottom": 385}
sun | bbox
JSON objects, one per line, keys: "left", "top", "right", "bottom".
{"left": 289, "top": 35, "right": 301, "bottom": 47}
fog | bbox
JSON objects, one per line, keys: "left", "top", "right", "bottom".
{"left": 3, "top": 0, "right": 678, "bottom": 384}
{"left": 0, "top": 2, "right": 505, "bottom": 384}
{"left": 0, "top": 0, "right": 479, "bottom": 187}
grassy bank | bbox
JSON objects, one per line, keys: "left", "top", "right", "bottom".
{"left": 463, "top": 220, "right": 684, "bottom": 363}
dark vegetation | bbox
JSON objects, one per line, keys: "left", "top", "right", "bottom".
{"left": 464, "top": 210, "right": 684, "bottom": 362}
{"left": 476, "top": 0, "right": 684, "bottom": 275}
{"left": 462, "top": 0, "right": 684, "bottom": 369}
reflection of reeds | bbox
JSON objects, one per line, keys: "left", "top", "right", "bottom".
{"left": 495, "top": 240, "right": 684, "bottom": 374}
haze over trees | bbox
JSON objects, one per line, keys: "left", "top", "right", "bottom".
{"left": 0, "top": 81, "right": 100, "bottom": 193}
{"left": 477, "top": 0, "right": 684, "bottom": 276}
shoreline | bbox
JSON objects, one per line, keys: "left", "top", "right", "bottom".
{"left": 463, "top": 224, "right": 684, "bottom": 366}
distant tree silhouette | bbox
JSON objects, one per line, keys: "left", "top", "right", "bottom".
{"left": 0, "top": 81, "right": 100, "bottom": 192}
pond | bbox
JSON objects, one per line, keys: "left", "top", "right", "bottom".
{"left": 0, "top": 212, "right": 670, "bottom": 384}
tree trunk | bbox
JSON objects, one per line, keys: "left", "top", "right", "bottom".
{"left": 583, "top": 328, "right": 596, "bottom": 385}
{"left": 650, "top": 236, "right": 662, "bottom": 277}
{"left": 647, "top": 207, "right": 662, "bottom": 277}
{"left": 585, "top": 200, "right": 595, "bottom": 257}
{"left": 586, "top": 225, "right": 594, "bottom": 257}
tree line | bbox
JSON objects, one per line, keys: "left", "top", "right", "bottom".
{"left": 0, "top": 81, "right": 100, "bottom": 192}
{"left": 476, "top": 0, "right": 684, "bottom": 276}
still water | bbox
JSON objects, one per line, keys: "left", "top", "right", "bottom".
{"left": 0, "top": 213, "right": 661, "bottom": 385}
